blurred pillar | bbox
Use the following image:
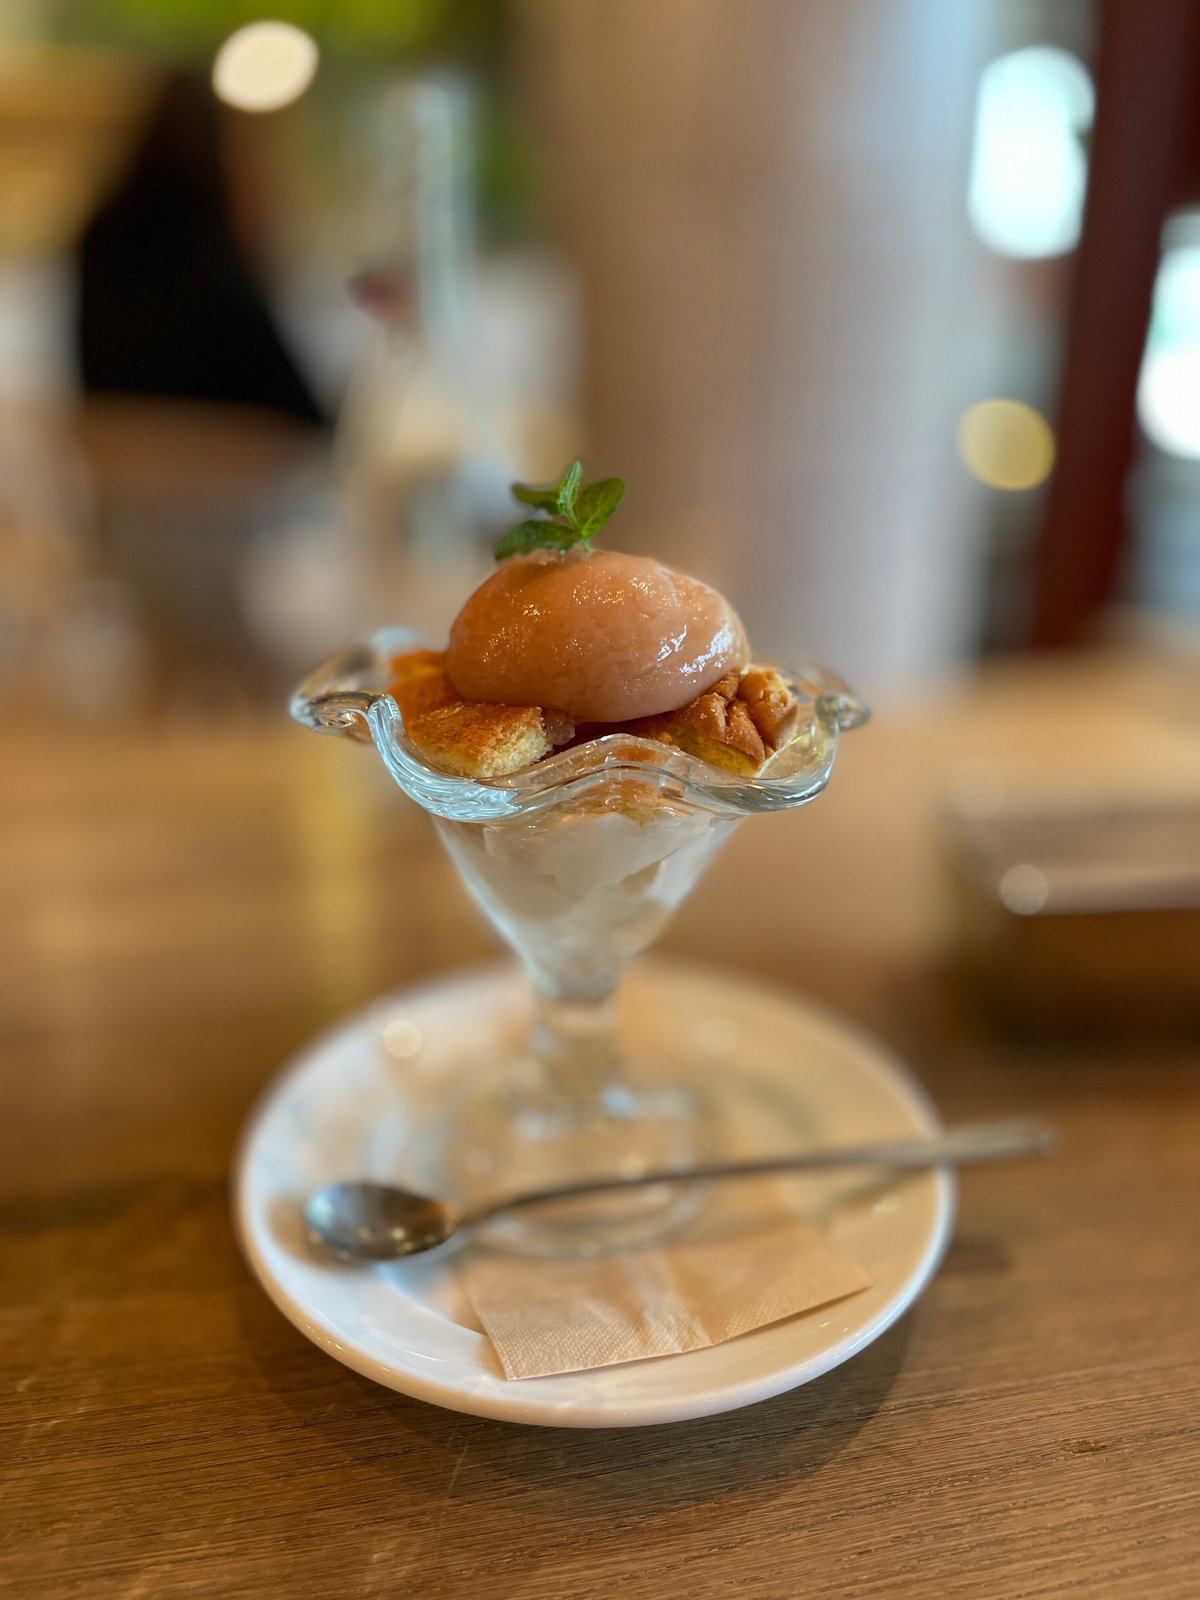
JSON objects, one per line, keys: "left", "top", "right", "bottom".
{"left": 519, "top": 0, "right": 996, "bottom": 692}
{"left": 1030, "top": 0, "right": 1200, "bottom": 648}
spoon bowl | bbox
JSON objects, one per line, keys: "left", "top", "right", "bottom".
{"left": 304, "top": 1182, "right": 460, "bottom": 1260}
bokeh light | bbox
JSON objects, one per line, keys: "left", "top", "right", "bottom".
{"left": 382, "top": 1018, "right": 423, "bottom": 1059}
{"left": 968, "top": 46, "right": 1094, "bottom": 260}
{"left": 212, "top": 21, "right": 319, "bottom": 113}
{"left": 998, "top": 863, "right": 1051, "bottom": 916}
{"left": 957, "top": 400, "right": 1056, "bottom": 491}
{"left": 1138, "top": 235, "right": 1200, "bottom": 460}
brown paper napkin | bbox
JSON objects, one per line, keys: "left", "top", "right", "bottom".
{"left": 461, "top": 1196, "right": 871, "bottom": 1380}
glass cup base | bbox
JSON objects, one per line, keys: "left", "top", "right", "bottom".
{"left": 420, "top": 1045, "right": 823, "bottom": 1259}
{"left": 430, "top": 1053, "right": 718, "bottom": 1257}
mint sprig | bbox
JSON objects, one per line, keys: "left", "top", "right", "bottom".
{"left": 495, "top": 461, "right": 626, "bottom": 560}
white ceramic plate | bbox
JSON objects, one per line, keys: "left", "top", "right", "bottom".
{"left": 235, "top": 963, "right": 954, "bottom": 1427}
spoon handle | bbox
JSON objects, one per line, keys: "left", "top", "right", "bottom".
{"left": 464, "top": 1118, "right": 1057, "bottom": 1227}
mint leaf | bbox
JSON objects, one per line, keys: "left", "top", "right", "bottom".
{"left": 495, "top": 461, "right": 629, "bottom": 559}
{"left": 556, "top": 459, "right": 583, "bottom": 521}
{"left": 511, "top": 480, "right": 560, "bottom": 512}
{"left": 493, "top": 519, "right": 579, "bottom": 561}
{"left": 576, "top": 477, "right": 626, "bottom": 535}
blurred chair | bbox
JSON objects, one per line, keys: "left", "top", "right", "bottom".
{"left": 63, "top": 70, "right": 329, "bottom": 712}
{"left": 75, "top": 70, "right": 325, "bottom": 426}
{"left": 68, "top": 397, "right": 321, "bottom": 713}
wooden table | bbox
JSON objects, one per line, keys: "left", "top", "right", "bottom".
{"left": 3, "top": 650, "right": 1199, "bottom": 1599}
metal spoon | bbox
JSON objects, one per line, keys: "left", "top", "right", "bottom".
{"left": 303, "top": 1117, "right": 1056, "bottom": 1262}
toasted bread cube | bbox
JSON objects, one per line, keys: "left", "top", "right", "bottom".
{"left": 406, "top": 701, "right": 553, "bottom": 778}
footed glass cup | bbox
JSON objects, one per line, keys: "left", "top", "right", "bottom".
{"left": 293, "top": 631, "right": 868, "bottom": 1254}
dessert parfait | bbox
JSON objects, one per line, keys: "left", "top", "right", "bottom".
{"left": 293, "top": 463, "right": 867, "bottom": 1252}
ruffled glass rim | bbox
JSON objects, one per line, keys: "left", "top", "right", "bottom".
{"left": 290, "top": 628, "right": 870, "bottom": 823}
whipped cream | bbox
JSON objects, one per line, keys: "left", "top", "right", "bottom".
{"left": 435, "top": 796, "right": 738, "bottom": 991}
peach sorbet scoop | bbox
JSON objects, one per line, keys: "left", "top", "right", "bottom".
{"left": 446, "top": 548, "right": 750, "bottom": 724}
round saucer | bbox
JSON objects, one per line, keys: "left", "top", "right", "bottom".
{"left": 234, "top": 962, "right": 954, "bottom": 1427}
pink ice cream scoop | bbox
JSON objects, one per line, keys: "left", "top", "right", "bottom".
{"left": 446, "top": 548, "right": 750, "bottom": 723}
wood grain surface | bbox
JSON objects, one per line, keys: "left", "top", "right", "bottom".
{"left": 3, "top": 651, "right": 1199, "bottom": 1599}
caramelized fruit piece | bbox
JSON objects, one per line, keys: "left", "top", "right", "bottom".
{"left": 737, "top": 665, "right": 801, "bottom": 750}
{"left": 626, "top": 691, "right": 764, "bottom": 776}
{"left": 622, "top": 663, "right": 799, "bottom": 776}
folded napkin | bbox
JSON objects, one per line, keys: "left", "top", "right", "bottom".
{"left": 461, "top": 1184, "right": 870, "bottom": 1380}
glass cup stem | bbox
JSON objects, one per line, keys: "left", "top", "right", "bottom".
{"left": 528, "top": 977, "right": 621, "bottom": 1111}
{"left": 447, "top": 963, "right": 712, "bottom": 1249}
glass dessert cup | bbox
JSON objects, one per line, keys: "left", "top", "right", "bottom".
{"left": 292, "top": 629, "right": 869, "bottom": 1255}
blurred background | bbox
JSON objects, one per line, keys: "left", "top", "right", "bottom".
{"left": 3, "top": 0, "right": 1200, "bottom": 1039}
{"left": 4, "top": 0, "right": 1200, "bottom": 707}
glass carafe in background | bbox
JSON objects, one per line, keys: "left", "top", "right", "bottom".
{"left": 336, "top": 75, "right": 508, "bottom": 639}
